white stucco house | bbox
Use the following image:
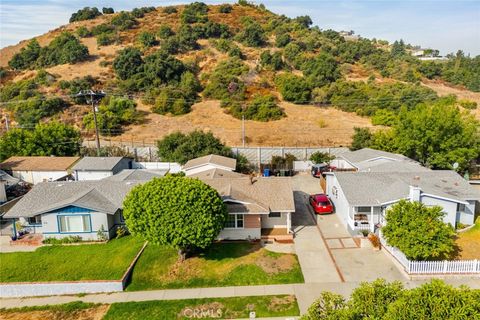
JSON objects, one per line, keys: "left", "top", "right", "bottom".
{"left": 325, "top": 170, "right": 480, "bottom": 234}
{"left": 0, "top": 156, "right": 80, "bottom": 185}
{"left": 72, "top": 157, "right": 133, "bottom": 181}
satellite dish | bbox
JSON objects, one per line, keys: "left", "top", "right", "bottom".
{"left": 453, "top": 162, "right": 459, "bottom": 170}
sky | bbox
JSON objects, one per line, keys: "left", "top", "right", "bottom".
{"left": 0, "top": 0, "right": 479, "bottom": 56}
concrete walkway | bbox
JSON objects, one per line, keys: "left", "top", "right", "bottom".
{"left": 2, "top": 280, "right": 479, "bottom": 314}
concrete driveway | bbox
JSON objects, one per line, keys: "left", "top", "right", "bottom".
{"left": 291, "top": 174, "right": 343, "bottom": 283}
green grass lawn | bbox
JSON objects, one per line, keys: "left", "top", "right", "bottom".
{"left": 127, "top": 242, "right": 304, "bottom": 291}
{"left": 0, "top": 236, "right": 144, "bottom": 282}
{"left": 103, "top": 295, "right": 300, "bottom": 319}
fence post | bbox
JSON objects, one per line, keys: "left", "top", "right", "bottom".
{"left": 443, "top": 261, "right": 448, "bottom": 273}
{"left": 304, "top": 148, "right": 307, "bottom": 161}
{"left": 257, "top": 147, "right": 261, "bottom": 170}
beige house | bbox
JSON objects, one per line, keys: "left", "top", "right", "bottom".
{"left": 0, "top": 156, "right": 80, "bottom": 185}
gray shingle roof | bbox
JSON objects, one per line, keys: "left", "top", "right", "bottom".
{"left": 335, "top": 171, "right": 480, "bottom": 206}
{"left": 103, "top": 169, "right": 167, "bottom": 181}
{"left": 200, "top": 177, "right": 295, "bottom": 213}
{"left": 341, "top": 148, "right": 409, "bottom": 163}
{"left": 357, "top": 161, "right": 431, "bottom": 173}
{"left": 72, "top": 157, "right": 128, "bottom": 171}
{"left": 4, "top": 181, "right": 142, "bottom": 218}
{"left": 184, "top": 154, "right": 237, "bottom": 171}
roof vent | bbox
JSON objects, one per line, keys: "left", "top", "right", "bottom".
{"left": 57, "top": 184, "right": 63, "bottom": 187}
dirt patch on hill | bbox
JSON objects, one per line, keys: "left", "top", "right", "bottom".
{"left": 0, "top": 305, "right": 109, "bottom": 320}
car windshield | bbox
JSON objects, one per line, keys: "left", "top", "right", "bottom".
{"left": 319, "top": 201, "right": 330, "bottom": 206}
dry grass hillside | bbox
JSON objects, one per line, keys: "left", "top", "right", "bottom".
{"left": 1, "top": 3, "right": 478, "bottom": 146}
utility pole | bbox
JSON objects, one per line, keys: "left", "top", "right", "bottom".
{"left": 76, "top": 90, "right": 105, "bottom": 156}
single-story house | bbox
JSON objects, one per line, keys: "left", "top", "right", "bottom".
{"left": 325, "top": 170, "right": 480, "bottom": 234}
{"left": 331, "top": 148, "right": 424, "bottom": 172}
{"left": 5, "top": 155, "right": 295, "bottom": 241}
{"left": 198, "top": 176, "right": 295, "bottom": 240}
{"left": 183, "top": 154, "right": 237, "bottom": 176}
{"left": 4, "top": 180, "right": 142, "bottom": 240}
{"left": 0, "top": 156, "right": 80, "bottom": 185}
{"left": 72, "top": 157, "right": 133, "bottom": 181}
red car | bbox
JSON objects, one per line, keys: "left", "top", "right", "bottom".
{"left": 309, "top": 194, "right": 334, "bottom": 214}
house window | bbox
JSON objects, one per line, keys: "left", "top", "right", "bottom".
{"left": 268, "top": 212, "right": 281, "bottom": 218}
{"left": 457, "top": 203, "right": 466, "bottom": 212}
{"left": 27, "top": 215, "right": 42, "bottom": 225}
{"left": 58, "top": 215, "right": 91, "bottom": 233}
{"left": 357, "top": 206, "right": 371, "bottom": 213}
{"left": 224, "top": 214, "right": 244, "bottom": 229}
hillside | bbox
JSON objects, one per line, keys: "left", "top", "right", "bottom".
{"left": 0, "top": 2, "right": 478, "bottom": 147}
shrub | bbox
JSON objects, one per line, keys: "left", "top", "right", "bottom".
{"left": 301, "top": 52, "right": 340, "bottom": 87}
{"left": 76, "top": 26, "right": 91, "bottom": 38}
{"left": 371, "top": 109, "right": 398, "bottom": 126}
{"left": 59, "top": 75, "right": 98, "bottom": 104}
{"left": 242, "top": 95, "right": 285, "bottom": 121}
{"left": 83, "top": 97, "right": 140, "bottom": 136}
{"left": 275, "top": 73, "right": 311, "bottom": 104}
{"left": 44, "top": 32, "right": 89, "bottom": 63}
{"left": 8, "top": 39, "right": 41, "bottom": 70}
{"left": 97, "top": 32, "right": 115, "bottom": 46}
{"left": 137, "top": 31, "right": 158, "bottom": 48}
{"left": 131, "top": 7, "right": 155, "bottom": 18}
{"left": 203, "top": 58, "right": 248, "bottom": 100}
{"left": 102, "top": 7, "right": 114, "bottom": 14}
{"left": 350, "top": 127, "right": 373, "bottom": 151}
{"left": 309, "top": 151, "right": 334, "bottom": 164}
{"left": 236, "top": 18, "right": 266, "bottom": 47}
{"left": 43, "top": 236, "right": 83, "bottom": 244}
{"left": 116, "top": 226, "right": 128, "bottom": 239}
{"left": 13, "top": 97, "right": 69, "bottom": 126}
{"left": 151, "top": 87, "right": 192, "bottom": 115}
{"left": 113, "top": 47, "right": 143, "bottom": 80}
{"left": 110, "top": 12, "right": 137, "bottom": 31}
{"left": 219, "top": 4, "right": 232, "bottom": 13}
{"left": 382, "top": 200, "right": 456, "bottom": 260}
{"left": 459, "top": 99, "right": 477, "bottom": 109}
{"left": 260, "top": 51, "right": 284, "bottom": 70}
{"left": 158, "top": 25, "right": 174, "bottom": 39}
{"left": 275, "top": 33, "right": 291, "bottom": 47}
{"left": 181, "top": 2, "right": 209, "bottom": 24}
{"left": 163, "top": 6, "right": 178, "bottom": 14}
{"left": 156, "top": 130, "right": 232, "bottom": 164}
{"left": 294, "top": 15, "right": 313, "bottom": 29}
{"left": 90, "top": 23, "right": 115, "bottom": 36}
{"left": 69, "top": 7, "right": 102, "bottom": 23}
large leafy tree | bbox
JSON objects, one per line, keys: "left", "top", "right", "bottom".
{"left": 157, "top": 130, "right": 232, "bottom": 164}
{"left": 0, "top": 122, "right": 82, "bottom": 161}
{"left": 382, "top": 200, "right": 455, "bottom": 260}
{"left": 123, "top": 176, "right": 227, "bottom": 260}
{"left": 391, "top": 101, "right": 479, "bottom": 171}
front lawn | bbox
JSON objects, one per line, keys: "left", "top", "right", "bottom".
{"left": 0, "top": 236, "right": 144, "bottom": 282}
{"left": 103, "top": 295, "right": 300, "bottom": 319}
{"left": 127, "top": 242, "right": 304, "bottom": 291}
{"left": 455, "top": 218, "right": 480, "bottom": 259}
{"left": 0, "top": 302, "right": 107, "bottom": 320}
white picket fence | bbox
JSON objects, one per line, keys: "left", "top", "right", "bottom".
{"left": 379, "top": 232, "right": 480, "bottom": 275}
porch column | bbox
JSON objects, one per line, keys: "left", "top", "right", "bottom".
{"left": 286, "top": 212, "right": 292, "bottom": 233}
{"left": 370, "top": 206, "right": 374, "bottom": 233}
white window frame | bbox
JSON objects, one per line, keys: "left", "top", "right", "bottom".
{"left": 224, "top": 214, "right": 244, "bottom": 229}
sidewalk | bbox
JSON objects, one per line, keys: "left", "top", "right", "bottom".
{"left": 2, "top": 280, "right": 478, "bottom": 314}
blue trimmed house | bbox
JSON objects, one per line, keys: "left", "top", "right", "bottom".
{"left": 4, "top": 180, "right": 143, "bottom": 240}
